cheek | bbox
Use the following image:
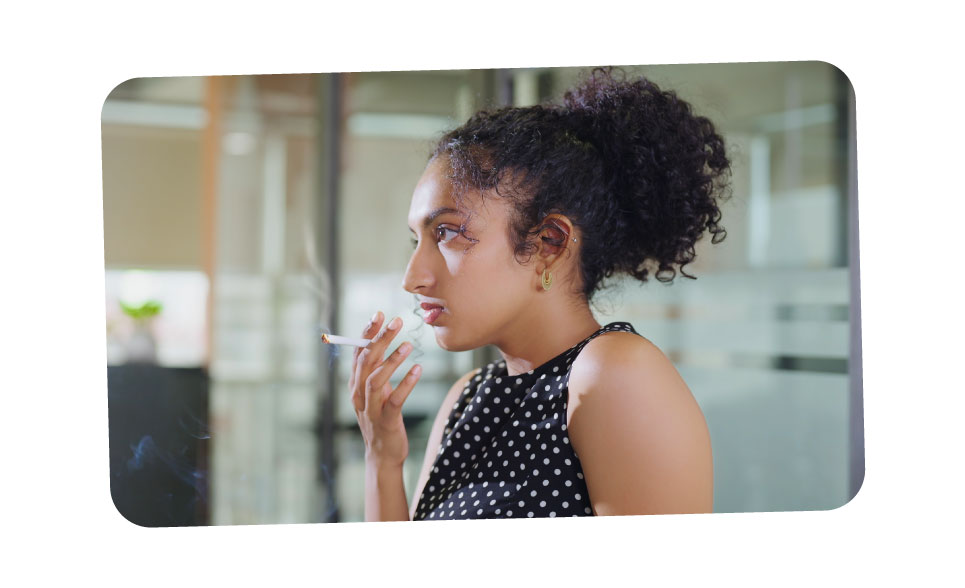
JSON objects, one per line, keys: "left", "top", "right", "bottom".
{"left": 440, "top": 248, "right": 464, "bottom": 277}
{"left": 443, "top": 248, "right": 515, "bottom": 289}
{"left": 446, "top": 251, "right": 531, "bottom": 309}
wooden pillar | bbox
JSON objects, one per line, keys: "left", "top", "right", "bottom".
{"left": 201, "top": 76, "right": 223, "bottom": 367}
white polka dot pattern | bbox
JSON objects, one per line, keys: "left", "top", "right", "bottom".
{"left": 413, "top": 322, "right": 638, "bottom": 521}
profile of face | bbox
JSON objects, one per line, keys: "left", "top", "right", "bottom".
{"left": 403, "top": 157, "right": 538, "bottom": 352}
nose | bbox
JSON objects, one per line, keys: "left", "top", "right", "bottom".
{"left": 402, "top": 242, "right": 434, "bottom": 294}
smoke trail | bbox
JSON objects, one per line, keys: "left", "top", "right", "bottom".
{"left": 317, "top": 322, "right": 342, "bottom": 374}
{"left": 302, "top": 221, "right": 343, "bottom": 374}
{"left": 177, "top": 408, "right": 211, "bottom": 440}
{"left": 406, "top": 293, "right": 429, "bottom": 361}
{"left": 126, "top": 435, "right": 158, "bottom": 471}
{"left": 301, "top": 220, "right": 333, "bottom": 311}
{"left": 126, "top": 435, "right": 208, "bottom": 503}
{"left": 304, "top": 220, "right": 346, "bottom": 523}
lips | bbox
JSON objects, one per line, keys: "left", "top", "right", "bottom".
{"left": 420, "top": 302, "right": 445, "bottom": 325}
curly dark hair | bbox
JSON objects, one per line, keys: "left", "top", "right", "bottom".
{"left": 430, "top": 66, "right": 731, "bottom": 302}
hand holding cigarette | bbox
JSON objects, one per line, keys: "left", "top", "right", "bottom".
{"left": 347, "top": 311, "right": 422, "bottom": 470}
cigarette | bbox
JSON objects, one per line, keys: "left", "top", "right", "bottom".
{"left": 320, "top": 333, "right": 372, "bottom": 347}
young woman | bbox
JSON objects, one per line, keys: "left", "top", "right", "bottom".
{"left": 348, "top": 67, "right": 731, "bottom": 521}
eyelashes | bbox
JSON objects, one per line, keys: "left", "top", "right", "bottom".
{"left": 411, "top": 224, "right": 478, "bottom": 249}
{"left": 451, "top": 222, "right": 479, "bottom": 245}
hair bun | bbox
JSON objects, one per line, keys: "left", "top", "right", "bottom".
{"left": 560, "top": 67, "right": 731, "bottom": 281}
{"left": 431, "top": 66, "right": 731, "bottom": 300}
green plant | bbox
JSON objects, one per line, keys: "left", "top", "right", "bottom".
{"left": 119, "top": 300, "right": 163, "bottom": 321}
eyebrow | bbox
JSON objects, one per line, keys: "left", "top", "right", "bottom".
{"left": 408, "top": 207, "right": 463, "bottom": 234}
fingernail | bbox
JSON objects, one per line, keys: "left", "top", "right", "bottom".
{"left": 412, "top": 365, "right": 422, "bottom": 377}
{"left": 388, "top": 317, "right": 401, "bottom": 330}
{"left": 371, "top": 311, "right": 381, "bottom": 322}
{"left": 400, "top": 342, "right": 412, "bottom": 355}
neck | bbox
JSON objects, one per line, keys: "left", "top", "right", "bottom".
{"left": 494, "top": 297, "right": 602, "bottom": 377}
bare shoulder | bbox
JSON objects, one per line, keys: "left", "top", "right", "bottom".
{"left": 566, "top": 331, "right": 713, "bottom": 515}
{"left": 569, "top": 331, "right": 686, "bottom": 405}
{"left": 566, "top": 329, "right": 701, "bottom": 439}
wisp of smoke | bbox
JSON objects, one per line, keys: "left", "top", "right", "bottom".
{"left": 177, "top": 409, "right": 211, "bottom": 440}
{"left": 126, "top": 435, "right": 208, "bottom": 502}
{"left": 301, "top": 220, "right": 333, "bottom": 312}
{"left": 302, "top": 221, "right": 344, "bottom": 372}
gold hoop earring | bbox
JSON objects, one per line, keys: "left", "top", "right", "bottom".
{"left": 541, "top": 269, "right": 553, "bottom": 291}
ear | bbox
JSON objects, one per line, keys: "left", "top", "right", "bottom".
{"left": 533, "top": 214, "right": 577, "bottom": 271}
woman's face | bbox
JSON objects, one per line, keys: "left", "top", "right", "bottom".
{"left": 403, "top": 157, "right": 535, "bottom": 352}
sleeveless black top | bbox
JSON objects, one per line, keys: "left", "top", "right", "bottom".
{"left": 413, "top": 322, "right": 640, "bottom": 520}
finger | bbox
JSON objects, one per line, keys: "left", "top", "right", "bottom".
{"left": 367, "top": 341, "right": 413, "bottom": 392}
{"left": 385, "top": 364, "right": 422, "bottom": 415}
{"left": 350, "top": 359, "right": 366, "bottom": 413}
{"left": 350, "top": 312, "right": 381, "bottom": 399}
{"left": 351, "top": 390, "right": 364, "bottom": 415}
{"left": 363, "top": 341, "right": 409, "bottom": 417}
{"left": 354, "top": 311, "right": 383, "bottom": 364}
{"left": 363, "top": 373, "right": 382, "bottom": 419}
{"left": 354, "top": 349, "right": 371, "bottom": 412}
{"left": 359, "top": 315, "right": 403, "bottom": 373}
{"left": 352, "top": 312, "right": 385, "bottom": 411}
{"left": 352, "top": 312, "right": 383, "bottom": 385}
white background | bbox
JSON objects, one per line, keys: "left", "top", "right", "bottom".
{"left": 1, "top": 1, "right": 962, "bottom": 585}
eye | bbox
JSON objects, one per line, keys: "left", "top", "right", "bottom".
{"left": 435, "top": 225, "right": 461, "bottom": 244}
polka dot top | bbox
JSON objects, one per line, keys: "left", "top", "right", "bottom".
{"left": 413, "top": 321, "right": 640, "bottom": 521}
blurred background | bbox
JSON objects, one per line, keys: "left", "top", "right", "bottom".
{"left": 102, "top": 62, "right": 860, "bottom": 526}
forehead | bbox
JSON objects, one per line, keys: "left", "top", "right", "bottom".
{"left": 408, "top": 158, "right": 491, "bottom": 228}
{"left": 409, "top": 159, "right": 456, "bottom": 214}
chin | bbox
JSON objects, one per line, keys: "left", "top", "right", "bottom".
{"left": 432, "top": 326, "right": 477, "bottom": 353}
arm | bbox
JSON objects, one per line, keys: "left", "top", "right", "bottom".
{"left": 567, "top": 332, "right": 713, "bottom": 516}
{"left": 364, "top": 363, "right": 479, "bottom": 522}
{"left": 348, "top": 312, "right": 422, "bottom": 522}
{"left": 365, "top": 459, "right": 410, "bottom": 522}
